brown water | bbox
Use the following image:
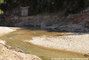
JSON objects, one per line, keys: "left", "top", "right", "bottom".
{"left": 0, "top": 28, "right": 88, "bottom": 60}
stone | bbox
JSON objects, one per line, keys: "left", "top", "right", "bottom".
{"left": 84, "top": 53, "right": 89, "bottom": 57}
{"left": 20, "top": 6, "right": 29, "bottom": 16}
{"left": 57, "top": 24, "right": 89, "bottom": 32}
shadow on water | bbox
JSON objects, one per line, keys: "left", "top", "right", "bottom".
{"left": 21, "top": 26, "right": 89, "bottom": 36}
{"left": 56, "top": 32, "right": 89, "bottom": 36}
{"left": 1, "top": 24, "right": 89, "bottom": 36}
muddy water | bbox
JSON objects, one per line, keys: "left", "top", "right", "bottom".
{"left": 0, "top": 28, "right": 88, "bottom": 60}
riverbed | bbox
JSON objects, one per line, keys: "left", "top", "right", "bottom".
{"left": 0, "top": 27, "right": 89, "bottom": 60}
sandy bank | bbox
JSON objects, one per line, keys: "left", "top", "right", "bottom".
{"left": 0, "top": 27, "right": 15, "bottom": 37}
{"left": 0, "top": 40, "right": 41, "bottom": 60}
{"left": 26, "top": 34, "right": 89, "bottom": 54}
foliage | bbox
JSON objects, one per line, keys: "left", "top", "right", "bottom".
{"left": 0, "top": 0, "right": 4, "bottom": 3}
{"left": 0, "top": 9, "right": 4, "bottom": 14}
{"left": 0, "top": 0, "right": 89, "bottom": 15}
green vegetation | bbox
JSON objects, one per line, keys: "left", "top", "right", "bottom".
{"left": 0, "top": 0, "right": 4, "bottom": 4}
{"left": 1, "top": 0, "right": 89, "bottom": 15}
{"left": 0, "top": 9, "right": 4, "bottom": 14}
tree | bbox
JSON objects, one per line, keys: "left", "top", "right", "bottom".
{"left": 1, "top": 0, "right": 89, "bottom": 15}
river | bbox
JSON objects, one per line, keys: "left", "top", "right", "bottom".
{"left": 0, "top": 28, "right": 88, "bottom": 60}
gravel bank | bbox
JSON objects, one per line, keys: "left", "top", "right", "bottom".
{"left": 27, "top": 33, "right": 89, "bottom": 54}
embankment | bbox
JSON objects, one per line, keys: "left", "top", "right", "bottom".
{"left": 0, "top": 27, "right": 41, "bottom": 60}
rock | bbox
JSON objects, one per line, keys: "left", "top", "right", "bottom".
{"left": 0, "top": 43, "right": 41, "bottom": 60}
{"left": 45, "top": 24, "right": 59, "bottom": 31}
{"left": 84, "top": 53, "right": 89, "bottom": 57}
{"left": 0, "top": 40, "right": 6, "bottom": 45}
{"left": 57, "top": 24, "right": 89, "bottom": 32}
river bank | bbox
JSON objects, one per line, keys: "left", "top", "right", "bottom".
{"left": 27, "top": 33, "right": 89, "bottom": 54}
{"left": 0, "top": 26, "right": 41, "bottom": 60}
{"left": 0, "top": 27, "right": 88, "bottom": 60}
{"left": 0, "top": 40, "right": 41, "bottom": 60}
